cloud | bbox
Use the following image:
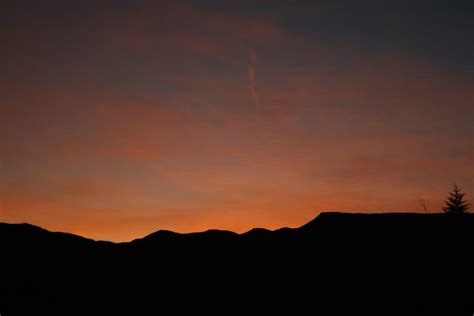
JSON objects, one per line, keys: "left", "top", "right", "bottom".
{"left": 248, "top": 48, "right": 261, "bottom": 111}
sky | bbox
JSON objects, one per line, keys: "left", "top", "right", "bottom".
{"left": 1, "top": 0, "right": 473, "bottom": 241}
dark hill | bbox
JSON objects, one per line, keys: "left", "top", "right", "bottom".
{"left": 1, "top": 213, "right": 473, "bottom": 315}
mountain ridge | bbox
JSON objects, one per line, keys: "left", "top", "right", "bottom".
{"left": 3, "top": 211, "right": 457, "bottom": 243}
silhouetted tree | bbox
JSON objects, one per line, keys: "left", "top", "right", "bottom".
{"left": 442, "top": 184, "right": 470, "bottom": 214}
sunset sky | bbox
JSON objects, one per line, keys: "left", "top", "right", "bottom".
{"left": 1, "top": 0, "right": 473, "bottom": 241}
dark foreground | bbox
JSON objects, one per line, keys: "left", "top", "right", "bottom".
{"left": 1, "top": 212, "right": 473, "bottom": 315}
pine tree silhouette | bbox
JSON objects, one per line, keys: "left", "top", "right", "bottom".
{"left": 442, "top": 184, "right": 470, "bottom": 214}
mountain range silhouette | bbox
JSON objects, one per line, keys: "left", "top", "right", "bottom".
{"left": 1, "top": 212, "right": 473, "bottom": 315}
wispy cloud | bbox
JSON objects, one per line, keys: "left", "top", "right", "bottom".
{"left": 248, "top": 48, "right": 261, "bottom": 111}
